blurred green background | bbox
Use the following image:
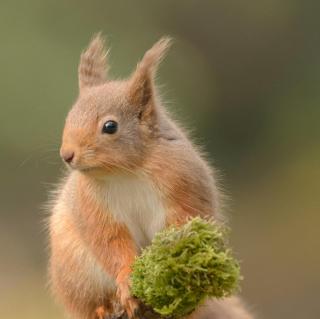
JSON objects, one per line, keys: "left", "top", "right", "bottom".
{"left": 1, "top": 1, "right": 319, "bottom": 318}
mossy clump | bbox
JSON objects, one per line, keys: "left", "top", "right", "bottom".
{"left": 131, "top": 217, "right": 241, "bottom": 318}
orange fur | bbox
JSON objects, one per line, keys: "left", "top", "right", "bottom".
{"left": 49, "top": 34, "right": 253, "bottom": 319}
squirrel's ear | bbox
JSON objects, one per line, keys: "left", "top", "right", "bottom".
{"left": 128, "top": 37, "right": 172, "bottom": 114}
{"left": 78, "top": 33, "right": 109, "bottom": 92}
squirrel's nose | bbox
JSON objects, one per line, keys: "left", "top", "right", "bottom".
{"left": 61, "top": 150, "right": 75, "bottom": 164}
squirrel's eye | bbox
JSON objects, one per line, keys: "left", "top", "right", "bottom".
{"left": 102, "top": 120, "right": 118, "bottom": 134}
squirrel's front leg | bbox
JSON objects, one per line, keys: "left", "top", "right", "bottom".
{"left": 78, "top": 205, "right": 139, "bottom": 318}
{"left": 97, "top": 225, "right": 138, "bottom": 319}
{"left": 109, "top": 228, "right": 139, "bottom": 319}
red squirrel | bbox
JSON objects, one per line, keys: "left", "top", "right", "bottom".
{"left": 48, "top": 34, "right": 253, "bottom": 319}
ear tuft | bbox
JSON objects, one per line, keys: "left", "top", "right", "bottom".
{"left": 137, "top": 36, "right": 172, "bottom": 76}
{"left": 128, "top": 37, "right": 172, "bottom": 110}
{"left": 78, "top": 33, "right": 109, "bottom": 91}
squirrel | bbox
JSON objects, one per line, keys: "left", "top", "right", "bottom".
{"left": 48, "top": 34, "right": 253, "bottom": 319}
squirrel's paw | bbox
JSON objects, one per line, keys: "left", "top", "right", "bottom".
{"left": 117, "top": 282, "right": 139, "bottom": 319}
{"left": 94, "top": 302, "right": 123, "bottom": 319}
{"left": 95, "top": 306, "right": 111, "bottom": 319}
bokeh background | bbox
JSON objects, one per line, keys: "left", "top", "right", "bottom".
{"left": 1, "top": 1, "right": 319, "bottom": 318}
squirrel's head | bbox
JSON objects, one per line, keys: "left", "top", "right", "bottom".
{"left": 60, "top": 34, "right": 171, "bottom": 174}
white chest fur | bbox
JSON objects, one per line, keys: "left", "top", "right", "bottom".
{"left": 102, "top": 173, "right": 166, "bottom": 250}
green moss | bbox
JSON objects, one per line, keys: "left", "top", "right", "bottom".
{"left": 131, "top": 217, "right": 241, "bottom": 318}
